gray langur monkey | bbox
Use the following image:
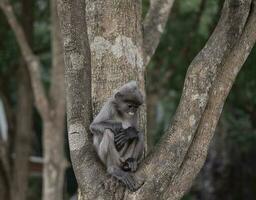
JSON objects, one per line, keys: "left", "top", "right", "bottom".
{"left": 90, "top": 81, "right": 144, "bottom": 191}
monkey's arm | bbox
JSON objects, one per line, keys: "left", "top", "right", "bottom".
{"left": 90, "top": 100, "right": 123, "bottom": 135}
{"left": 90, "top": 120, "right": 123, "bottom": 135}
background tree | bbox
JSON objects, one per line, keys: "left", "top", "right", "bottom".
{"left": 11, "top": 0, "right": 34, "bottom": 200}
{"left": 0, "top": 0, "right": 68, "bottom": 200}
{"left": 0, "top": 0, "right": 34, "bottom": 199}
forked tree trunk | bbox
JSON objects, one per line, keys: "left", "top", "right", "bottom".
{"left": 57, "top": 0, "right": 256, "bottom": 199}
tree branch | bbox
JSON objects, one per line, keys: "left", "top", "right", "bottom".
{"left": 57, "top": 0, "right": 96, "bottom": 198}
{"left": 49, "top": 0, "right": 65, "bottom": 116}
{"left": 130, "top": 0, "right": 252, "bottom": 199}
{"left": 0, "top": 0, "right": 50, "bottom": 120}
{"left": 143, "top": 0, "right": 175, "bottom": 65}
{"left": 164, "top": 1, "right": 256, "bottom": 198}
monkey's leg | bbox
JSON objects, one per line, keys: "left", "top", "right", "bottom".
{"left": 106, "top": 129, "right": 123, "bottom": 164}
{"left": 97, "top": 129, "right": 122, "bottom": 166}
{"left": 119, "top": 139, "right": 137, "bottom": 172}
{"left": 131, "top": 132, "right": 144, "bottom": 163}
{"left": 96, "top": 130, "right": 121, "bottom": 190}
{"left": 121, "top": 133, "right": 144, "bottom": 172}
{"left": 103, "top": 130, "right": 140, "bottom": 191}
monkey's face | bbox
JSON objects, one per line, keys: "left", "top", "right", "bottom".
{"left": 114, "top": 92, "right": 141, "bottom": 118}
{"left": 117, "top": 101, "right": 139, "bottom": 118}
{"left": 122, "top": 101, "right": 139, "bottom": 116}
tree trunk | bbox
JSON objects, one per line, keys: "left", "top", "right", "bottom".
{"left": 86, "top": 0, "right": 146, "bottom": 131}
{"left": 57, "top": 0, "right": 256, "bottom": 199}
{"left": 42, "top": 120, "right": 66, "bottom": 200}
{"left": 78, "top": 1, "right": 146, "bottom": 198}
{"left": 0, "top": 0, "right": 67, "bottom": 199}
{"left": 42, "top": 1, "right": 67, "bottom": 200}
{"left": 11, "top": 0, "right": 34, "bottom": 199}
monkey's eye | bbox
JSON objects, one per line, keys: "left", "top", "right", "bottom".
{"left": 128, "top": 104, "right": 133, "bottom": 108}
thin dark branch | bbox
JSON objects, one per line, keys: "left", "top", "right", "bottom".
{"left": 57, "top": 0, "right": 94, "bottom": 195}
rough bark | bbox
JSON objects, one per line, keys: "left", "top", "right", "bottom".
{"left": 0, "top": 1, "right": 67, "bottom": 200}
{"left": 57, "top": 0, "right": 93, "bottom": 198}
{"left": 86, "top": 0, "right": 145, "bottom": 113}
{"left": 86, "top": 0, "right": 147, "bottom": 154}
{"left": 57, "top": 0, "right": 256, "bottom": 199}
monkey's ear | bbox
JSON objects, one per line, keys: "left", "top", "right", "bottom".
{"left": 114, "top": 92, "right": 124, "bottom": 100}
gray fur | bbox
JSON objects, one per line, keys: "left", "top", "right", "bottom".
{"left": 90, "top": 81, "right": 144, "bottom": 191}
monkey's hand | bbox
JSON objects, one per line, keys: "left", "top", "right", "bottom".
{"left": 122, "top": 158, "right": 138, "bottom": 172}
{"left": 125, "top": 127, "right": 139, "bottom": 140}
{"left": 115, "top": 127, "right": 139, "bottom": 150}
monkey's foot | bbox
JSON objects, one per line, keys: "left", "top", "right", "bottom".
{"left": 104, "top": 175, "right": 120, "bottom": 191}
{"left": 111, "top": 169, "right": 141, "bottom": 192}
